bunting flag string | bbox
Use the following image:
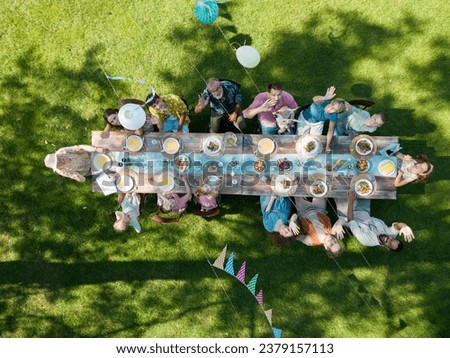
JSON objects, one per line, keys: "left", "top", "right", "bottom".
{"left": 208, "top": 245, "right": 283, "bottom": 338}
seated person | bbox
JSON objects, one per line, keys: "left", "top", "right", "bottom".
{"left": 394, "top": 152, "right": 433, "bottom": 187}
{"left": 195, "top": 183, "right": 220, "bottom": 212}
{"left": 296, "top": 86, "right": 346, "bottom": 152}
{"left": 157, "top": 174, "right": 192, "bottom": 215}
{"left": 195, "top": 77, "right": 246, "bottom": 133}
{"left": 114, "top": 192, "right": 145, "bottom": 233}
{"left": 333, "top": 191, "right": 414, "bottom": 251}
{"left": 44, "top": 145, "right": 108, "bottom": 182}
{"left": 260, "top": 195, "right": 300, "bottom": 245}
{"left": 146, "top": 93, "right": 190, "bottom": 133}
{"left": 100, "top": 108, "right": 145, "bottom": 139}
{"left": 242, "top": 82, "right": 298, "bottom": 135}
{"left": 335, "top": 104, "right": 388, "bottom": 136}
{"left": 294, "top": 197, "right": 342, "bottom": 257}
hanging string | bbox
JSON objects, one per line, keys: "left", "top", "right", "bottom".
{"left": 90, "top": 48, "right": 121, "bottom": 100}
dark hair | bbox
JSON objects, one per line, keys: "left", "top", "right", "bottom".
{"left": 145, "top": 93, "right": 160, "bottom": 107}
{"left": 268, "top": 82, "right": 283, "bottom": 91}
{"left": 378, "top": 112, "right": 388, "bottom": 123}
{"left": 414, "top": 154, "right": 434, "bottom": 183}
{"left": 378, "top": 234, "right": 403, "bottom": 252}
{"left": 267, "top": 232, "right": 294, "bottom": 246}
{"left": 103, "top": 108, "right": 121, "bottom": 127}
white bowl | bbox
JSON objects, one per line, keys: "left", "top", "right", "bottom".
{"left": 163, "top": 138, "right": 180, "bottom": 154}
{"left": 125, "top": 135, "right": 143, "bottom": 152}
{"left": 258, "top": 138, "right": 275, "bottom": 155}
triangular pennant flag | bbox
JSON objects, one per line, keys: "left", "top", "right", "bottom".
{"left": 264, "top": 309, "right": 273, "bottom": 326}
{"left": 224, "top": 252, "right": 235, "bottom": 276}
{"left": 246, "top": 273, "right": 259, "bottom": 295}
{"left": 212, "top": 245, "right": 227, "bottom": 270}
{"left": 235, "top": 261, "right": 247, "bottom": 283}
{"left": 255, "top": 290, "right": 264, "bottom": 306}
{"left": 272, "top": 327, "right": 282, "bottom": 338}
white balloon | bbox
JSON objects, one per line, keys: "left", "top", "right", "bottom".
{"left": 118, "top": 103, "right": 146, "bottom": 130}
{"left": 236, "top": 45, "right": 260, "bottom": 69}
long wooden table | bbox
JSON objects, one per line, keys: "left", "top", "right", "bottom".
{"left": 92, "top": 131, "right": 399, "bottom": 199}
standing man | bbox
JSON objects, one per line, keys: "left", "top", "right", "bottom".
{"left": 243, "top": 82, "right": 298, "bottom": 134}
{"left": 195, "top": 78, "right": 246, "bottom": 133}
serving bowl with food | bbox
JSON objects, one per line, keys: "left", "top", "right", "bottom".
{"left": 356, "top": 159, "right": 370, "bottom": 173}
{"left": 309, "top": 180, "right": 328, "bottom": 198}
{"left": 115, "top": 174, "right": 135, "bottom": 192}
{"left": 295, "top": 135, "right": 322, "bottom": 158}
{"left": 378, "top": 159, "right": 396, "bottom": 176}
{"left": 162, "top": 137, "right": 180, "bottom": 154}
{"left": 354, "top": 179, "right": 374, "bottom": 197}
{"left": 253, "top": 160, "right": 267, "bottom": 172}
{"left": 125, "top": 134, "right": 144, "bottom": 152}
{"left": 223, "top": 132, "right": 238, "bottom": 146}
{"left": 257, "top": 137, "right": 276, "bottom": 156}
{"left": 174, "top": 155, "right": 190, "bottom": 172}
{"left": 276, "top": 158, "right": 292, "bottom": 172}
{"left": 202, "top": 136, "right": 223, "bottom": 157}
{"left": 355, "top": 138, "right": 373, "bottom": 156}
{"left": 272, "top": 174, "right": 298, "bottom": 196}
{"left": 93, "top": 153, "right": 112, "bottom": 172}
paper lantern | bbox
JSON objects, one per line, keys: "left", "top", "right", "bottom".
{"left": 118, "top": 103, "right": 146, "bottom": 130}
{"left": 236, "top": 45, "right": 261, "bottom": 68}
{"left": 194, "top": 0, "right": 219, "bottom": 25}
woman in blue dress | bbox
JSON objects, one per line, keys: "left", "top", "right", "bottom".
{"left": 260, "top": 195, "right": 300, "bottom": 245}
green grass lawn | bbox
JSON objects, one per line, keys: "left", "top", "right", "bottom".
{"left": 0, "top": 0, "right": 449, "bottom": 337}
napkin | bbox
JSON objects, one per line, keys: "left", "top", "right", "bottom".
{"left": 96, "top": 173, "right": 117, "bottom": 196}
{"left": 380, "top": 143, "right": 402, "bottom": 157}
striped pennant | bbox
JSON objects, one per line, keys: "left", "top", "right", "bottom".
{"left": 264, "top": 309, "right": 272, "bottom": 326}
{"left": 255, "top": 290, "right": 264, "bottom": 306}
{"left": 235, "top": 261, "right": 247, "bottom": 283}
{"left": 246, "top": 273, "right": 259, "bottom": 295}
{"left": 212, "top": 245, "right": 227, "bottom": 270}
{"left": 224, "top": 252, "right": 235, "bottom": 276}
{"left": 272, "top": 327, "right": 282, "bottom": 338}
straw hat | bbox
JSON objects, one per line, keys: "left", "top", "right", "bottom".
{"left": 44, "top": 153, "right": 58, "bottom": 171}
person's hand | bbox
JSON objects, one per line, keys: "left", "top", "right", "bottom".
{"left": 197, "top": 94, "right": 209, "bottom": 108}
{"left": 179, "top": 173, "right": 187, "bottom": 182}
{"left": 399, "top": 226, "right": 415, "bottom": 242}
{"left": 101, "top": 148, "right": 110, "bottom": 154}
{"left": 347, "top": 190, "right": 356, "bottom": 202}
{"left": 260, "top": 98, "right": 276, "bottom": 112}
{"left": 100, "top": 131, "right": 110, "bottom": 139}
{"left": 228, "top": 112, "right": 238, "bottom": 122}
{"left": 289, "top": 221, "right": 300, "bottom": 236}
{"left": 324, "top": 86, "right": 336, "bottom": 100}
{"left": 278, "top": 127, "right": 287, "bottom": 134}
{"left": 403, "top": 154, "right": 412, "bottom": 161}
{"left": 396, "top": 170, "right": 404, "bottom": 178}
{"left": 325, "top": 146, "right": 332, "bottom": 153}
{"left": 332, "top": 222, "right": 345, "bottom": 240}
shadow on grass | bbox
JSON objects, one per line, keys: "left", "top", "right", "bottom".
{"left": 0, "top": 6, "right": 448, "bottom": 338}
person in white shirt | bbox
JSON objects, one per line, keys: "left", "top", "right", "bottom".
{"left": 332, "top": 191, "right": 414, "bottom": 251}
{"left": 114, "top": 193, "right": 145, "bottom": 233}
{"left": 335, "top": 105, "right": 388, "bottom": 136}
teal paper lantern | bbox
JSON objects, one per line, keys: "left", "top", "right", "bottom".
{"left": 194, "top": 0, "right": 219, "bottom": 25}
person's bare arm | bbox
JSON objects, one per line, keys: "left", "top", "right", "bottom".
{"left": 265, "top": 195, "right": 277, "bottom": 212}
{"left": 312, "top": 86, "right": 336, "bottom": 104}
{"left": 194, "top": 94, "right": 209, "bottom": 113}
{"left": 347, "top": 190, "right": 356, "bottom": 222}
{"left": 325, "top": 121, "right": 336, "bottom": 152}
{"left": 394, "top": 171, "right": 416, "bottom": 187}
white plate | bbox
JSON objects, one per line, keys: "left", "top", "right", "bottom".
{"left": 125, "top": 135, "right": 143, "bottom": 152}
{"left": 92, "top": 153, "right": 112, "bottom": 172}
{"left": 309, "top": 180, "right": 328, "bottom": 198}
{"left": 258, "top": 138, "right": 275, "bottom": 155}
{"left": 174, "top": 155, "right": 190, "bottom": 172}
{"left": 115, "top": 174, "right": 135, "bottom": 192}
{"left": 223, "top": 132, "right": 237, "bottom": 146}
{"left": 354, "top": 179, "right": 374, "bottom": 197}
{"left": 275, "top": 175, "right": 293, "bottom": 193}
{"left": 163, "top": 138, "right": 180, "bottom": 154}
{"left": 378, "top": 159, "right": 396, "bottom": 176}
{"left": 355, "top": 138, "right": 374, "bottom": 156}
{"left": 203, "top": 136, "right": 222, "bottom": 156}
{"left": 301, "top": 137, "right": 319, "bottom": 155}
{"left": 159, "top": 176, "right": 175, "bottom": 192}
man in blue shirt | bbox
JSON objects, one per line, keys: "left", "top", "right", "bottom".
{"left": 195, "top": 78, "right": 246, "bottom": 133}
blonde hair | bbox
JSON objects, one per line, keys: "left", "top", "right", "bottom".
{"left": 330, "top": 98, "right": 346, "bottom": 113}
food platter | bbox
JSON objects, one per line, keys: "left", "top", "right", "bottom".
{"left": 174, "top": 155, "right": 190, "bottom": 172}
{"left": 223, "top": 132, "right": 238, "bottom": 146}
{"left": 350, "top": 174, "right": 376, "bottom": 197}
{"left": 356, "top": 159, "right": 370, "bottom": 173}
{"left": 202, "top": 135, "right": 223, "bottom": 158}
{"left": 92, "top": 153, "right": 112, "bottom": 172}
{"left": 378, "top": 159, "right": 396, "bottom": 176}
{"left": 125, "top": 134, "right": 144, "bottom": 152}
{"left": 271, "top": 174, "right": 298, "bottom": 196}
{"left": 308, "top": 179, "right": 328, "bottom": 198}
{"left": 257, "top": 137, "right": 276, "bottom": 157}
{"left": 295, "top": 135, "right": 322, "bottom": 159}
{"left": 162, "top": 137, "right": 181, "bottom": 155}
{"left": 350, "top": 134, "right": 377, "bottom": 159}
